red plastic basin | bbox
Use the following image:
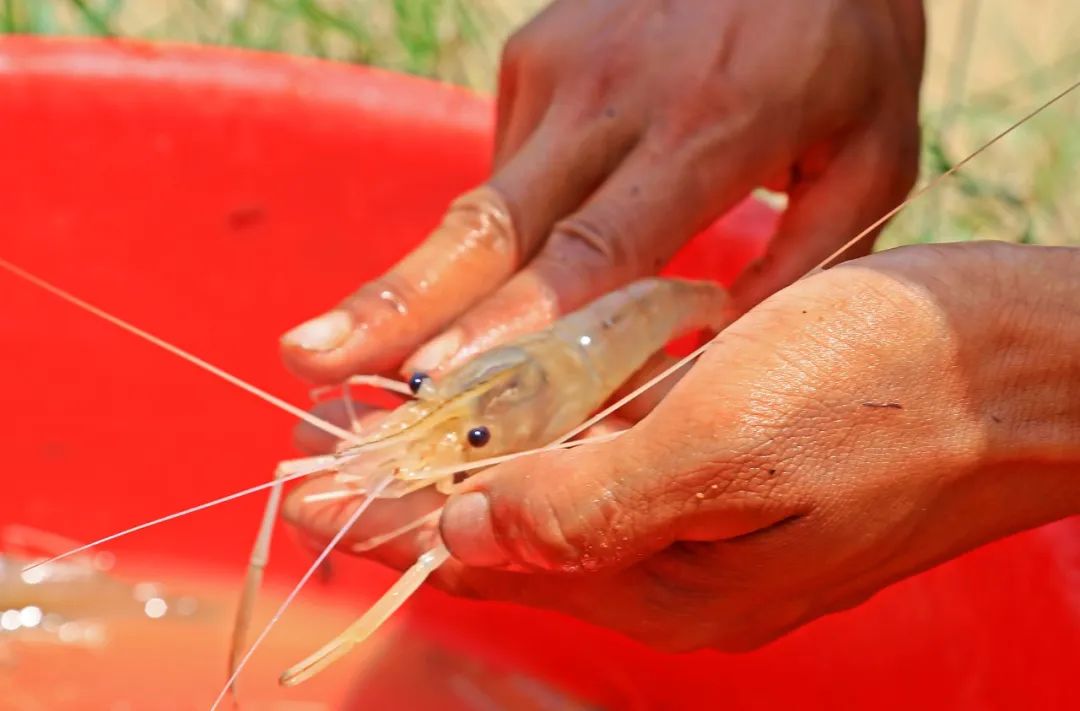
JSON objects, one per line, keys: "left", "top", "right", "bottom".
{"left": 0, "top": 37, "right": 1076, "bottom": 710}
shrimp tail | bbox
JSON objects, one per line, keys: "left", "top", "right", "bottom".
{"left": 278, "top": 541, "right": 452, "bottom": 687}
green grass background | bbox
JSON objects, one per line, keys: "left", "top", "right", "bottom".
{"left": 3, "top": 0, "right": 1077, "bottom": 246}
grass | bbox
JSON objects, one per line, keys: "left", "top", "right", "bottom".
{"left": 0, "top": 0, "right": 542, "bottom": 88}
{"left": 1, "top": 0, "right": 1076, "bottom": 246}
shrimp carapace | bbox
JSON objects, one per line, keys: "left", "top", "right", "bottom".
{"left": 233, "top": 278, "right": 729, "bottom": 690}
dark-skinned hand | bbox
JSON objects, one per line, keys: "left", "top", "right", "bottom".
{"left": 280, "top": 0, "right": 925, "bottom": 383}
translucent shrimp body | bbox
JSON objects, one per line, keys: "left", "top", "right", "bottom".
{"left": 330, "top": 277, "right": 728, "bottom": 498}
{"left": 228, "top": 277, "right": 729, "bottom": 691}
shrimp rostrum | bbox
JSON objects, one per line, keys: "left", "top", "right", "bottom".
{"left": 229, "top": 277, "right": 730, "bottom": 688}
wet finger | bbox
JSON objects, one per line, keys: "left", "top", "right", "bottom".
{"left": 279, "top": 186, "right": 519, "bottom": 383}
{"left": 404, "top": 131, "right": 765, "bottom": 376}
{"left": 281, "top": 104, "right": 638, "bottom": 384}
{"left": 282, "top": 475, "right": 446, "bottom": 569}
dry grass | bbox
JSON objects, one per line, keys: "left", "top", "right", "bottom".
{"left": 882, "top": 0, "right": 1080, "bottom": 247}
{"left": 2, "top": 0, "right": 1076, "bottom": 246}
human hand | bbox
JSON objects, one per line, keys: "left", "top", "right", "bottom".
{"left": 280, "top": 0, "right": 925, "bottom": 384}
{"left": 287, "top": 242, "right": 1080, "bottom": 651}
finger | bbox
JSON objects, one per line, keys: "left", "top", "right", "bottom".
{"left": 404, "top": 130, "right": 769, "bottom": 375}
{"left": 425, "top": 559, "right": 715, "bottom": 651}
{"left": 729, "top": 119, "right": 921, "bottom": 313}
{"left": 279, "top": 186, "right": 518, "bottom": 383}
{"left": 282, "top": 475, "right": 446, "bottom": 570}
{"left": 492, "top": 31, "right": 554, "bottom": 168}
{"left": 281, "top": 105, "right": 637, "bottom": 384}
{"left": 437, "top": 393, "right": 797, "bottom": 573}
{"left": 289, "top": 503, "right": 717, "bottom": 654}
{"left": 286, "top": 415, "right": 633, "bottom": 575}
{"left": 292, "top": 399, "right": 389, "bottom": 455}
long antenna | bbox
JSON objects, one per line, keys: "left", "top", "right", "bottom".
{"left": 0, "top": 257, "right": 362, "bottom": 446}
{"left": 817, "top": 77, "right": 1080, "bottom": 270}
{"left": 19, "top": 431, "right": 621, "bottom": 572}
{"left": 19, "top": 455, "right": 336, "bottom": 573}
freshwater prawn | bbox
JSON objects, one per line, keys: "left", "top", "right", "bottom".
{"left": 2, "top": 75, "right": 1076, "bottom": 708}
{"left": 230, "top": 276, "right": 729, "bottom": 692}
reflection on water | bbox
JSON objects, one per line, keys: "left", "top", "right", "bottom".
{"left": 1, "top": 526, "right": 602, "bottom": 711}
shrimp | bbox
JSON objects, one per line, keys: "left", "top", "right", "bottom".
{"left": 227, "top": 277, "right": 729, "bottom": 692}
{"left": 1, "top": 76, "right": 1075, "bottom": 710}
{"left": 224, "top": 77, "right": 1080, "bottom": 696}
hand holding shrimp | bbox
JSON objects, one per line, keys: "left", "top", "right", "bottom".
{"left": 274, "top": 0, "right": 1079, "bottom": 677}
{"left": 225, "top": 277, "right": 729, "bottom": 692}
{"left": 280, "top": 0, "right": 926, "bottom": 384}
{"left": 292, "top": 243, "right": 1080, "bottom": 651}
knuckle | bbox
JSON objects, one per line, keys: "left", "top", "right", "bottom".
{"left": 544, "top": 212, "right": 630, "bottom": 275}
{"left": 348, "top": 272, "right": 417, "bottom": 320}
{"left": 440, "top": 186, "right": 519, "bottom": 255}
{"left": 487, "top": 456, "right": 621, "bottom": 571}
{"left": 572, "top": 51, "right": 634, "bottom": 105}
{"left": 646, "top": 83, "right": 756, "bottom": 154}
{"left": 515, "top": 487, "right": 589, "bottom": 570}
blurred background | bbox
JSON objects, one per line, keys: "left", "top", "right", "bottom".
{"left": 1, "top": 0, "right": 1077, "bottom": 246}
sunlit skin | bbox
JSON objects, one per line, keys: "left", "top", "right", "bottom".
{"left": 280, "top": 0, "right": 925, "bottom": 381}
{"left": 279, "top": 0, "right": 1080, "bottom": 652}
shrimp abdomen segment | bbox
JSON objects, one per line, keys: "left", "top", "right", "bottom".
{"left": 550, "top": 278, "right": 729, "bottom": 401}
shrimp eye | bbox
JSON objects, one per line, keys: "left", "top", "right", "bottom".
{"left": 408, "top": 372, "right": 430, "bottom": 394}
{"left": 467, "top": 426, "right": 490, "bottom": 448}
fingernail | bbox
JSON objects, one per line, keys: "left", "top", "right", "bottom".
{"left": 441, "top": 492, "right": 509, "bottom": 567}
{"left": 282, "top": 310, "right": 353, "bottom": 352}
{"left": 407, "top": 328, "right": 463, "bottom": 373}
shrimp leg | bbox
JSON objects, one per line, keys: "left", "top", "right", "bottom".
{"left": 228, "top": 454, "right": 337, "bottom": 695}
{"left": 294, "top": 485, "right": 444, "bottom": 553}
{"left": 279, "top": 540, "right": 452, "bottom": 687}
{"left": 310, "top": 374, "right": 414, "bottom": 400}
{"left": 349, "top": 510, "right": 442, "bottom": 553}
{"left": 311, "top": 375, "right": 415, "bottom": 432}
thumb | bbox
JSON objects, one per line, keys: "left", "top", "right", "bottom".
{"left": 438, "top": 408, "right": 786, "bottom": 572}
{"left": 439, "top": 440, "right": 647, "bottom": 571}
